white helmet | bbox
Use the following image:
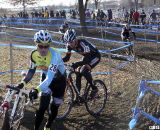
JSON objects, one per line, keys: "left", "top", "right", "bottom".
{"left": 63, "top": 29, "right": 76, "bottom": 42}
{"left": 34, "top": 30, "right": 52, "bottom": 45}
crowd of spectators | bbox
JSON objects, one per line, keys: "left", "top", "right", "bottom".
{"left": 1, "top": 7, "right": 160, "bottom": 27}
{"left": 122, "top": 8, "right": 159, "bottom": 25}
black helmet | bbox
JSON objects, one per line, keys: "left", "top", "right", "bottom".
{"left": 59, "top": 23, "right": 69, "bottom": 33}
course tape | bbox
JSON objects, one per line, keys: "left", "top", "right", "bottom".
{"left": 0, "top": 40, "right": 134, "bottom": 54}
{"left": 2, "top": 17, "right": 160, "bottom": 26}
{"left": 147, "top": 80, "right": 160, "bottom": 84}
{"left": 3, "top": 20, "right": 160, "bottom": 37}
{"left": 105, "top": 26, "right": 160, "bottom": 35}
{"left": 5, "top": 25, "right": 158, "bottom": 44}
{"left": 105, "top": 27, "right": 160, "bottom": 36}
{"left": 0, "top": 42, "right": 132, "bottom": 76}
{"left": 4, "top": 26, "right": 131, "bottom": 45}
{"left": 0, "top": 70, "right": 41, "bottom": 75}
{"left": 104, "top": 29, "right": 160, "bottom": 43}
{"left": 0, "top": 43, "right": 68, "bottom": 53}
{"left": 3, "top": 19, "right": 160, "bottom": 35}
{"left": 0, "top": 69, "right": 112, "bottom": 76}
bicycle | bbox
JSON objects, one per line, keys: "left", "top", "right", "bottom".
{"left": 122, "top": 32, "right": 136, "bottom": 56}
{"left": 0, "top": 85, "right": 31, "bottom": 130}
{"left": 56, "top": 64, "right": 108, "bottom": 119}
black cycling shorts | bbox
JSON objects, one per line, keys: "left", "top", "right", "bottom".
{"left": 82, "top": 53, "right": 101, "bottom": 68}
{"left": 41, "top": 74, "right": 66, "bottom": 98}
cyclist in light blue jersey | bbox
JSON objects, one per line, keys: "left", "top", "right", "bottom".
{"left": 16, "top": 30, "right": 66, "bottom": 130}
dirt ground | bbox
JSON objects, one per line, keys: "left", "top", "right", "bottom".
{"left": 0, "top": 27, "right": 160, "bottom": 130}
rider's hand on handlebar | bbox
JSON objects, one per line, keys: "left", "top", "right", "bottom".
{"left": 71, "top": 63, "right": 78, "bottom": 70}
{"left": 29, "top": 88, "right": 38, "bottom": 100}
{"left": 15, "top": 81, "right": 26, "bottom": 89}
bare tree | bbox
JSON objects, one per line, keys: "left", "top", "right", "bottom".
{"left": 78, "top": 0, "right": 89, "bottom": 35}
{"left": 8, "top": 0, "right": 41, "bottom": 14}
{"left": 94, "top": 0, "right": 101, "bottom": 9}
{"left": 134, "top": 0, "right": 139, "bottom": 11}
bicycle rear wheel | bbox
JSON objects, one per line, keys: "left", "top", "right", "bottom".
{"left": 56, "top": 85, "right": 74, "bottom": 120}
{"left": 85, "top": 79, "right": 107, "bottom": 117}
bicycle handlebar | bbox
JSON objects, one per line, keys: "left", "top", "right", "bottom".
{"left": 6, "top": 85, "right": 20, "bottom": 93}
{"left": 6, "top": 85, "right": 30, "bottom": 96}
{"left": 5, "top": 85, "right": 33, "bottom": 105}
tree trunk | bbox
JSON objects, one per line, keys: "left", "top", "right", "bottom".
{"left": 95, "top": 0, "right": 98, "bottom": 9}
{"left": 78, "top": 0, "right": 88, "bottom": 35}
{"left": 135, "top": 0, "right": 138, "bottom": 11}
{"left": 23, "top": 0, "right": 26, "bottom": 15}
{"left": 84, "top": 0, "right": 89, "bottom": 10}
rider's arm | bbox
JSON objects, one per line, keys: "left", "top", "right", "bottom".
{"left": 72, "top": 41, "right": 94, "bottom": 68}
{"left": 22, "top": 68, "right": 36, "bottom": 84}
{"left": 72, "top": 60, "right": 88, "bottom": 68}
{"left": 62, "top": 45, "right": 72, "bottom": 62}
{"left": 63, "top": 52, "right": 71, "bottom": 62}
{"left": 22, "top": 54, "right": 37, "bottom": 84}
{"left": 37, "top": 53, "right": 65, "bottom": 92}
{"left": 72, "top": 55, "right": 91, "bottom": 69}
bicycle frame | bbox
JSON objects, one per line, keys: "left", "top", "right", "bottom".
{"left": 10, "top": 89, "right": 29, "bottom": 123}
{"left": 66, "top": 65, "right": 87, "bottom": 100}
{"left": 0, "top": 85, "right": 30, "bottom": 128}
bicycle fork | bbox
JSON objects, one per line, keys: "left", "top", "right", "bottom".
{"left": 10, "top": 96, "right": 21, "bottom": 120}
{"left": 0, "top": 89, "right": 14, "bottom": 112}
{"left": 10, "top": 95, "right": 25, "bottom": 128}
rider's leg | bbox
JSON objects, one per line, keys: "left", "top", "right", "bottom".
{"left": 45, "top": 98, "right": 61, "bottom": 128}
{"left": 34, "top": 93, "right": 50, "bottom": 130}
{"left": 128, "top": 45, "right": 134, "bottom": 55}
{"left": 75, "top": 71, "right": 82, "bottom": 92}
{"left": 81, "top": 55, "right": 101, "bottom": 89}
{"left": 80, "top": 65, "right": 99, "bottom": 98}
{"left": 80, "top": 65, "right": 97, "bottom": 90}
{"left": 45, "top": 76, "right": 66, "bottom": 128}
{"left": 122, "top": 34, "right": 131, "bottom": 55}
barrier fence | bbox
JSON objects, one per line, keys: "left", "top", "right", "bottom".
{"left": 1, "top": 20, "right": 160, "bottom": 44}
{"left": 129, "top": 80, "right": 160, "bottom": 130}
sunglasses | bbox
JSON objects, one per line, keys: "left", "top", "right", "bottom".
{"left": 38, "top": 45, "right": 49, "bottom": 49}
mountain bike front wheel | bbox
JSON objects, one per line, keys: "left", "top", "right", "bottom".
{"left": 85, "top": 79, "right": 108, "bottom": 117}
{"left": 10, "top": 97, "right": 27, "bottom": 130}
{"left": 0, "top": 108, "right": 10, "bottom": 130}
{"left": 56, "top": 84, "right": 74, "bottom": 120}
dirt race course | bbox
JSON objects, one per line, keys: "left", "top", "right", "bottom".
{"left": 0, "top": 27, "right": 160, "bottom": 130}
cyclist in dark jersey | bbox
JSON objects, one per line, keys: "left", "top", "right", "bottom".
{"left": 63, "top": 29, "right": 101, "bottom": 98}
{"left": 59, "top": 22, "right": 69, "bottom": 33}
{"left": 59, "top": 22, "right": 69, "bottom": 42}
{"left": 121, "top": 23, "right": 136, "bottom": 55}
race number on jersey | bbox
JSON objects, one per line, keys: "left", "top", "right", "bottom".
{"left": 49, "top": 64, "right": 57, "bottom": 72}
